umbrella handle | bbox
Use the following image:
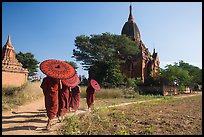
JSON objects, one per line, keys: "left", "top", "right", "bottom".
{"left": 59, "top": 80, "right": 62, "bottom": 89}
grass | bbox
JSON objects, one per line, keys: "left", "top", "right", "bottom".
{"left": 2, "top": 81, "right": 44, "bottom": 111}
{"left": 2, "top": 83, "right": 175, "bottom": 112}
{"left": 80, "top": 86, "right": 126, "bottom": 98}
{"left": 62, "top": 95, "right": 201, "bottom": 135}
{"left": 59, "top": 114, "right": 80, "bottom": 134}
{"left": 2, "top": 83, "right": 140, "bottom": 112}
{"left": 80, "top": 86, "right": 143, "bottom": 99}
{"left": 145, "top": 126, "right": 155, "bottom": 134}
{"left": 2, "top": 81, "right": 201, "bottom": 135}
{"left": 58, "top": 95, "right": 187, "bottom": 135}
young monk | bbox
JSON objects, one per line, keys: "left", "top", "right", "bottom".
{"left": 57, "top": 81, "right": 71, "bottom": 122}
{"left": 69, "top": 85, "right": 81, "bottom": 112}
{"left": 86, "top": 84, "right": 95, "bottom": 112}
{"left": 40, "top": 76, "right": 60, "bottom": 130}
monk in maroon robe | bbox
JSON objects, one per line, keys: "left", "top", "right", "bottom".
{"left": 57, "top": 83, "right": 70, "bottom": 121}
{"left": 40, "top": 76, "right": 60, "bottom": 130}
{"left": 69, "top": 85, "right": 81, "bottom": 112}
{"left": 86, "top": 84, "right": 95, "bottom": 112}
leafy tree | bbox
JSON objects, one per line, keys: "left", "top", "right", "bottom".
{"left": 79, "top": 75, "right": 89, "bottom": 86}
{"left": 144, "top": 70, "right": 161, "bottom": 86}
{"left": 64, "top": 61, "right": 78, "bottom": 70}
{"left": 73, "top": 33, "right": 139, "bottom": 69}
{"left": 72, "top": 32, "right": 140, "bottom": 87}
{"left": 178, "top": 60, "right": 202, "bottom": 85}
{"left": 16, "top": 52, "right": 39, "bottom": 76}
{"left": 159, "top": 60, "right": 202, "bottom": 92}
{"left": 160, "top": 64, "right": 191, "bottom": 86}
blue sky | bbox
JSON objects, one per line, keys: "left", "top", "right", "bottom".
{"left": 2, "top": 2, "right": 202, "bottom": 78}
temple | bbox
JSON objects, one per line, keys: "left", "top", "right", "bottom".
{"left": 2, "top": 35, "right": 28, "bottom": 87}
{"left": 121, "top": 3, "right": 160, "bottom": 83}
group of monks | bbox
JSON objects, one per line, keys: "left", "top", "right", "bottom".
{"left": 40, "top": 76, "right": 96, "bottom": 130}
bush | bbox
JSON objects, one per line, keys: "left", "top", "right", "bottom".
{"left": 120, "top": 87, "right": 140, "bottom": 98}
{"left": 124, "top": 78, "right": 136, "bottom": 88}
{"left": 178, "top": 84, "right": 185, "bottom": 94}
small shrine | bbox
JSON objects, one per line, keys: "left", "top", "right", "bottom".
{"left": 2, "top": 35, "right": 28, "bottom": 87}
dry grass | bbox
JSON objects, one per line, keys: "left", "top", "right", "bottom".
{"left": 59, "top": 95, "right": 202, "bottom": 135}
{"left": 2, "top": 81, "right": 44, "bottom": 111}
{"left": 80, "top": 86, "right": 139, "bottom": 99}
{"left": 2, "top": 83, "right": 162, "bottom": 112}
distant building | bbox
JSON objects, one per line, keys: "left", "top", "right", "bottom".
{"left": 120, "top": 4, "right": 160, "bottom": 83}
{"left": 2, "top": 35, "right": 28, "bottom": 87}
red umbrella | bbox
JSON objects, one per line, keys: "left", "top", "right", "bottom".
{"left": 40, "top": 59, "right": 75, "bottom": 79}
{"left": 90, "top": 79, "right": 100, "bottom": 91}
{"left": 61, "top": 74, "right": 80, "bottom": 88}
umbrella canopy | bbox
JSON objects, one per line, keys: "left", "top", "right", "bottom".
{"left": 90, "top": 79, "right": 100, "bottom": 91}
{"left": 40, "top": 59, "right": 75, "bottom": 79}
{"left": 62, "top": 74, "right": 80, "bottom": 88}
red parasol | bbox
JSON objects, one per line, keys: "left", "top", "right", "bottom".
{"left": 90, "top": 79, "right": 100, "bottom": 91}
{"left": 40, "top": 59, "right": 75, "bottom": 79}
{"left": 61, "top": 74, "right": 80, "bottom": 88}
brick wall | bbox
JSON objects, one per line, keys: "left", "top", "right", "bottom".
{"left": 138, "top": 85, "right": 163, "bottom": 95}
{"left": 138, "top": 85, "right": 179, "bottom": 96}
{"left": 2, "top": 71, "right": 28, "bottom": 87}
{"left": 162, "top": 85, "right": 179, "bottom": 96}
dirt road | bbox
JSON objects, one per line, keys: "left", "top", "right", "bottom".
{"left": 2, "top": 92, "right": 202, "bottom": 135}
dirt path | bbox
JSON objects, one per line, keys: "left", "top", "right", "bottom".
{"left": 2, "top": 92, "right": 202, "bottom": 135}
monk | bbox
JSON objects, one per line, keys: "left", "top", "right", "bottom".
{"left": 69, "top": 85, "right": 81, "bottom": 112}
{"left": 86, "top": 84, "right": 95, "bottom": 112}
{"left": 57, "top": 82, "right": 70, "bottom": 122}
{"left": 40, "top": 76, "right": 60, "bottom": 130}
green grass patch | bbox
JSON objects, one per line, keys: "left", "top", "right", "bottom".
{"left": 145, "top": 126, "right": 155, "bottom": 134}
{"left": 58, "top": 114, "right": 80, "bottom": 135}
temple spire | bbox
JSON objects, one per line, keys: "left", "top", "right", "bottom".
{"left": 128, "top": 2, "right": 134, "bottom": 22}
{"left": 5, "top": 35, "right": 14, "bottom": 49}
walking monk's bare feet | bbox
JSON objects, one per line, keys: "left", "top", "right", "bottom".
{"left": 46, "top": 119, "right": 51, "bottom": 130}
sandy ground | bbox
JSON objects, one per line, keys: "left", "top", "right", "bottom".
{"left": 2, "top": 92, "right": 202, "bottom": 135}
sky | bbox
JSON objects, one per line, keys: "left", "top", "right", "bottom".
{"left": 2, "top": 2, "right": 202, "bottom": 78}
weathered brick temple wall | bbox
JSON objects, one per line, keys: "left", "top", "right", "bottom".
{"left": 138, "top": 85, "right": 179, "bottom": 96}
{"left": 2, "top": 35, "right": 28, "bottom": 88}
{"left": 2, "top": 71, "right": 28, "bottom": 87}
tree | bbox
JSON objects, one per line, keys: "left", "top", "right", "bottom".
{"left": 178, "top": 60, "right": 202, "bottom": 85}
{"left": 16, "top": 52, "right": 39, "bottom": 76}
{"left": 73, "top": 33, "right": 139, "bottom": 69}
{"left": 64, "top": 61, "right": 78, "bottom": 70}
{"left": 160, "top": 64, "right": 191, "bottom": 86}
{"left": 79, "top": 75, "right": 89, "bottom": 86}
{"left": 158, "top": 60, "right": 203, "bottom": 92}
{"left": 89, "top": 62, "right": 125, "bottom": 87}
{"left": 72, "top": 32, "right": 140, "bottom": 87}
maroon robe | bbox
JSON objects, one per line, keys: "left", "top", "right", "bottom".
{"left": 57, "top": 83, "right": 70, "bottom": 117}
{"left": 70, "top": 86, "right": 80, "bottom": 111}
{"left": 40, "top": 76, "right": 59, "bottom": 120}
{"left": 86, "top": 85, "right": 95, "bottom": 108}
